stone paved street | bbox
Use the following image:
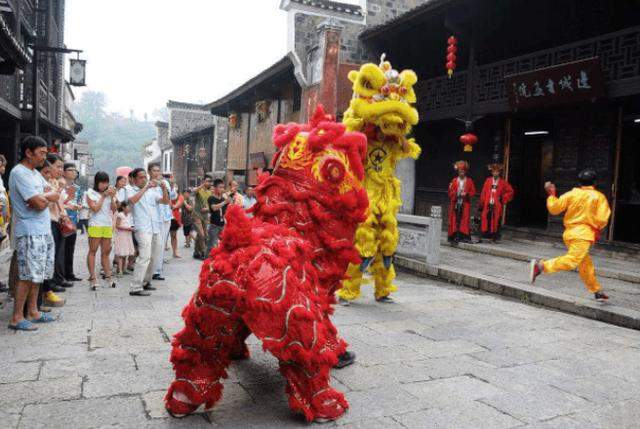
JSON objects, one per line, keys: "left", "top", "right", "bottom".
{"left": 1, "top": 237, "right": 640, "bottom": 428}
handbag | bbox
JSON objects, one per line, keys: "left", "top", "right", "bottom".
{"left": 59, "top": 216, "right": 77, "bottom": 238}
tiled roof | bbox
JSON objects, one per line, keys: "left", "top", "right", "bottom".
{"left": 171, "top": 125, "right": 215, "bottom": 144}
{"left": 360, "top": 0, "right": 453, "bottom": 40}
{"left": 288, "top": 0, "right": 363, "bottom": 16}
{"left": 166, "top": 100, "right": 208, "bottom": 111}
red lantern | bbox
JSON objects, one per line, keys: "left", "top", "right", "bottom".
{"left": 446, "top": 36, "right": 458, "bottom": 79}
{"left": 459, "top": 133, "right": 478, "bottom": 152}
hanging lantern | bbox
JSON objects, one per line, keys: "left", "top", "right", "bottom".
{"left": 459, "top": 133, "right": 478, "bottom": 152}
{"left": 446, "top": 36, "right": 458, "bottom": 79}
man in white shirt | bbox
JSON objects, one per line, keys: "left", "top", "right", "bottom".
{"left": 127, "top": 167, "right": 169, "bottom": 296}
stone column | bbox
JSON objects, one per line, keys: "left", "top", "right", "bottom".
{"left": 397, "top": 158, "right": 417, "bottom": 214}
{"left": 316, "top": 19, "right": 343, "bottom": 117}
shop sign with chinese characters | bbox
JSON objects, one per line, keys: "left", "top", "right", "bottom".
{"left": 505, "top": 57, "right": 605, "bottom": 110}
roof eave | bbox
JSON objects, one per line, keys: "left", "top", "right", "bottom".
{"left": 205, "top": 56, "right": 294, "bottom": 116}
{"left": 359, "top": 0, "right": 454, "bottom": 42}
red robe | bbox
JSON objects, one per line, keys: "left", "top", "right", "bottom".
{"left": 448, "top": 177, "right": 476, "bottom": 239}
{"left": 479, "top": 177, "right": 514, "bottom": 236}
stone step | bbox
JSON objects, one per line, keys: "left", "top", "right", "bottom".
{"left": 396, "top": 255, "right": 640, "bottom": 331}
{"left": 440, "top": 239, "right": 640, "bottom": 285}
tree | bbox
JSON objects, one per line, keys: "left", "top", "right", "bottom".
{"left": 73, "top": 91, "right": 155, "bottom": 178}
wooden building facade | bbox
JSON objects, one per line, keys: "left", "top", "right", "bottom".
{"left": 207, "top": 56, "right": 302, "bottom": 186}
{"left": 362, "top": 0, "right": 640, "bottom": 243}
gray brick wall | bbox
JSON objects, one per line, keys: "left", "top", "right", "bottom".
{"left": 156, "top": 123, "right": 170, "bottom": 150}
{"left": 292, "top": 0, "right": 432, "bottom": 68}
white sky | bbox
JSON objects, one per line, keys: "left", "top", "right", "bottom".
{"left": 64, "top": 0, "right": 293, "bottom": 118}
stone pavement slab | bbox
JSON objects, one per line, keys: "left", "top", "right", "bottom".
{"left": 0, "top": 236, "right": 640, "bottom": 428}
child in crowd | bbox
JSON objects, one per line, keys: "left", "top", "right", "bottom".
{"left": 86, "top": 171, "right": 117, "bottom": 290}
{"left": 114, "top": 201, "right": 135, "bottom": 277}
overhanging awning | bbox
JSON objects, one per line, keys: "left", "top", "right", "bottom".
{"left": 205, "top": 56, "right": 294, "bottom": 116}
{"left": 0, "top": 13, "right": 31, "bottom": 70}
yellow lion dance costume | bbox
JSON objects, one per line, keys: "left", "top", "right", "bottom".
{"left": 338, "top": 55, "right": 420, "bottom": 303}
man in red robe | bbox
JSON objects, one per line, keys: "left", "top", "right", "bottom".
{"left": 479, "top": 163, "right": 514, "bottom": 242}
{"left": 448, "top": 161, "right": 476, "bottom": 243}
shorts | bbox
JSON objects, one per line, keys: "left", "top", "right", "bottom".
{"left": 88, "top": 226, "right": 113, "bottom": 239}
{"left": 183, "top": 224, "right": 193, "bottom": 236}
{"left": 170, "top": 219, "right": 181, "bottom": 232}
{"left": 16, "top": 234, "right": 55, "bottom": 283}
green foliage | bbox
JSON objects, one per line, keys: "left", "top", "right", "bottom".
{"left": 73, "top": 91, "right": 155, "bottom": 177}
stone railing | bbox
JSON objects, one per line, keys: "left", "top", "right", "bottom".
{"left": 396, "top": 206, "right": 442, "bottom": 265}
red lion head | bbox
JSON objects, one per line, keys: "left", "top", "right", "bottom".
{"left": 264, "top": 105, "right": 368, "bottom": 224}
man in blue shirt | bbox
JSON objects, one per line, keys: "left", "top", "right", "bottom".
{"left": 8, "top": 136, "right": 60, "bottom": 330}
{"left": 128, "top": 167, "right": 169, "bottom": 296}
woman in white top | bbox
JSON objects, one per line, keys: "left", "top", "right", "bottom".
{"left": 86, "top": 171, "right": 117, "bottom": 290}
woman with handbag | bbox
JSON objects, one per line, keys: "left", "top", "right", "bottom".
{"left": 41, "top": 154, "right": 70, "bottom": 308}
{"left": 86, "top": 171, "right": 117, "bottom": 290}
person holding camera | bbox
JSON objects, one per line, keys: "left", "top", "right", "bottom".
{"left": 127, "top": 168, "right": 169, "bottom": 296}
{"left": 206, "top": 179, "right": 230, "bottom": 255}
{"left": 192, "top": 175, "right": 213, "bottom": 260}
{"left": 85, "top": 171, "right": 118, "bottom": 290}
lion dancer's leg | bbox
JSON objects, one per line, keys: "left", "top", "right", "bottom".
{"left": 229, "top": 322, "right": 251, "bottom": 360}
{"left": 338, "top": 213, "right": 378, "bottom": 303}
{"left": 244, "top": 297, "right": 348, "bottom": 422}
{"left": 165, "top": 278, "right": 245, "bottom": 416}
{"left": 373, "top": 209, "right": 399, "bottom": 302}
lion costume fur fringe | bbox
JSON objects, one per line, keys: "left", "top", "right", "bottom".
{"left": 165, "top": 106, "right": 369, "bottom": 422}
{"left": 337, "top": 55, "right": 421, "bottom": 301}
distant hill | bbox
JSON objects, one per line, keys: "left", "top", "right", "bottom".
{"left": 73, "top": 91, "right": 155, "bottom": 178}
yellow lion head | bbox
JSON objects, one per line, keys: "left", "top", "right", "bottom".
{"left": 344, "top": 54, "right": 419, "bottom": 139}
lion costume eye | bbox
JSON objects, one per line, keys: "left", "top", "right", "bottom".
{"left": 311, "top": 149, "right": 356, "bottom": 194}
{"left": 321, "top": 159, "right": 346, "bottom": 184}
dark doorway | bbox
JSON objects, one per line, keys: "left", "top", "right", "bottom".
{"left": 508, "top": 113, "right": 554, "bottom": 229}
{"left": 613, "top": 116, "right": 640, "bottom": 243}
{"left": 518, "top": 134, "right": 552, "bottom": 227}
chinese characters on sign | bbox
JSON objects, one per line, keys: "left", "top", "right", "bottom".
{"left": 505, "top": 58, "right": 604, "bottom": 110}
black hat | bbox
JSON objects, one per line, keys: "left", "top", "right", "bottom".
{"left": 578, "top": 168, "right": 597, "bottom": 186}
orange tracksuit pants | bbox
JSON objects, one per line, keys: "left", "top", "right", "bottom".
{"left": 542, "top": 238, "right": 601, "bottom": 293}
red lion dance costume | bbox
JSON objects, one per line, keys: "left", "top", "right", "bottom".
{"left": 165, "top": 106, "right": 368, "bottom": 422}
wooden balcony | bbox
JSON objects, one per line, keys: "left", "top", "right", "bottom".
{"left": 416, "top": 25, "right": 640, "bottom": 121}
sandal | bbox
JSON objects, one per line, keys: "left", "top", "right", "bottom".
{"left": 32, "top": 313, "right": 56, "bottom": 323}
{"left": 89, "top": 277, "right": 99, "bottom": 291}
{"left": 8, "top": 320, "right": 38, "bottom": 331}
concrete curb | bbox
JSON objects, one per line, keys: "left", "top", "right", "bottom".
{"left": 396, "top": 255, "right": 640, "bottom": 331}
{"left": 443, "top": 241, "right": 640, "bottom": 285}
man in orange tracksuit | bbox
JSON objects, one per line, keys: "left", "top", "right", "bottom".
{"left": 529, "top": 168, "right": 611, "bottom": 302}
